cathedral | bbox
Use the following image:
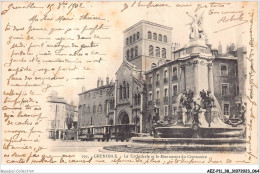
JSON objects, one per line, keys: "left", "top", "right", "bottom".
{"left": 78, "top": 20, "right": 246, "bottom": 133}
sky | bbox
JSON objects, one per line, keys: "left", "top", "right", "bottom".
{"left": 52, "top": 1, "right": 251, "bottom": 106}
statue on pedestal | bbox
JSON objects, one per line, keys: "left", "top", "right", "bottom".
{"left": 186, "top": 12, "right": 207, "bottom": 41}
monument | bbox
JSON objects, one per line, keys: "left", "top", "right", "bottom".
{"left": 131, "top": 13, "right": 246, "bottom": 151}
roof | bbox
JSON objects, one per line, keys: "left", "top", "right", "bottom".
{"left": 123, "top": 20, "right": 173, "bottom": 33}
{"left": 214, "top": 56, "right": 237, "bottom": 60}
{"left": 78, "top": 83, "right": 114, "bottom": 95}
{"left": 115, "top": 60, "right": 141, "bottom": 75}
{"left": 145, "top": 58, "right": 180, "bottom": 74}
{"left": 133, "top": 76, "right": 144, "bottom": 86}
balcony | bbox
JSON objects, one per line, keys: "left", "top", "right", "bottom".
{"left": 172, "top": 76, "right": 178, "bottom": 81}
{"left": 164, "top": 78, "right": 168, "bottom": 83}
{"left": 155, "top": 99, "right": 160, "bottom": 105}
{"left": 172, "top": 95, "right": 178, "bottom": 103}
{"left": 156, "top": 81, "right": 160, "bottom": 87}
{"left": 164, "top": 97, "right": 169, "bottom": 104}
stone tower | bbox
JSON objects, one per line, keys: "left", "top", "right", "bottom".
{"left": 123, "top": 20, "right": 173, "bottom": 72}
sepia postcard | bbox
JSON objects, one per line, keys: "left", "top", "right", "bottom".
{"left": 1, "top": 0, "right": 259, "bottom": 173}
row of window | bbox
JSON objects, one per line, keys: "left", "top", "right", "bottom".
{"left": 149, "top": 85, "right": 178, "bottom": 101}
{"left": 147, "top": 31, "right": 167, "bottom": 43}
{"left": 82, "top": 89, "right": 110, "bottom": 100}
{"left": 149, "top": 64, "right": 237, "bottom": 84}
{"left": 149, "top": 67, "right": 178, "bottom": 84}
{"left": 80, "top": 104, "right": 104, "bottom": 115}
{"left": 149, "top": 45, "right": 166, "bottom": 58}
{"left": 126, "top": 32, "right": 140, "bottom": 45}
{"left": 149, "top": 83, "right": 238, "bottom": 100}
{"left": 119, "top": 82, "right": 130, "bottom": 100}
{"left": 126, "top": 46, "right": 138, "bottom": 59}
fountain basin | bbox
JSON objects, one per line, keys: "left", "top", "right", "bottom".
{"left": 155, "top": 126, "right": 243, "bottom": 138}
{"left": 131, "top": 137, "right": 246, "bottom": 152}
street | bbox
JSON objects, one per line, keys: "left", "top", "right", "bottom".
{"left": 47, "top": 139, "right": 129, "bottom": 153}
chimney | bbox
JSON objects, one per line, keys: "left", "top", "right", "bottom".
{"left": 101, "top": 77, "right": 104, "bottom": 86}
{"left": 218, "top": 42, "right": 222, "bottom": 54}
{"left": 226, "top": 44, "right": 230, "bottom": 53}
{"left": 230, "top": 43, "right": 236, "bottom": 51}
{"left": 97, "top": 77, "right": 100, "bottom": 88}
{"left": 82, "top": 85, "right": 86, "bottom": 92}
{"left": 173, "top": 43, "right": 180, "bottom": 51}
{"left": 106, "top": 75, "right": 109, "bottom": 85}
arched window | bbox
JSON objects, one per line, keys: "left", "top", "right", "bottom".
{"left": 127, "top": 83, "right": 129, "bottom": 98}
{"left": 135, "top": 46, "right": 138, "bottom": 57}
{"left": 159, "top": 34, "right": 162, "bottom": 41}
{"left": 126, "top": 38, "right": 128, "bottom": 45}
{"left": 137, "top": 32, "right": 140, "bottom": 40}
{"left": 153, "top": 33, "right": 157, "bottom": 40}
{"left": 137, "top": 93, "right": 141, "bottom": 105}
{"left": 130, "top": 36, "right": 132, "bottom": 43}
{"left": 123, "top": 81, "right": 126, "bottom": 99}
{"left": 149, "top": 45, "right": 154, "bottom": 56}
{"left": 148, "top": 31, "right": 152, "bottom": 39}
{"left": 126, "top": 50, "right": 129, "bottom": 60}
{"left": 162, "top": 48, "right": 166, "bottom": 58}
{"left": 131, "top": 48, "right": 134, "bottom": 58}
{"left": 119, "top": 85, "right": 122, "bottom": 100}
{"left": 156, "top": 47, "right": 160, "bottom": 57}
{"left": 163, "top": 35, "right": 167, "bottom": 43}
{"left": 134, "top": 94, "right": 138, "bottom": 105}
{"left": 133, "top": 34, "right": 136, "bottom": 42}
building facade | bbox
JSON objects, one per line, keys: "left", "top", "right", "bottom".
{"left": 78, "top": 20, "right": 246, "bottom": 133}
{"left": 47, "top": 91, "right": 78, "bottom": 139}
{"left": 78, "top": 77, "right": 114, "bottom": 127}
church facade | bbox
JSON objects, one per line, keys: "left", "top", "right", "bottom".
{"left": 77, "top": 20, "right": 246, "bottom": 133}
